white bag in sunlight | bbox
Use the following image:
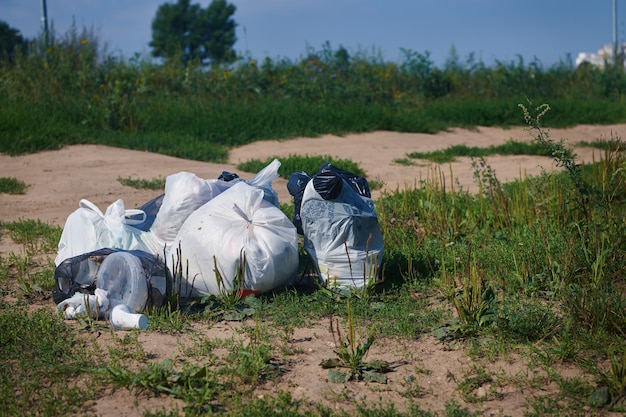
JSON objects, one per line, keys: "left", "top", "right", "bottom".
{"left": 150, "top": 171, "right": 233, "bottom": 243}
{"left": 167, "top": 182, "right": 299, "bottom": 297}
{"left": 149, "top": 161, "right": 281, "bottom": 245}
{"left": 55, "top": 199, "right": 161, "bottom": 266}
{"left": 300, "top": 167, "right": 384, "bottom": 290}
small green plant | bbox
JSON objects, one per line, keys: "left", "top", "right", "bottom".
{"left": 457, "top": 365, "right": 498, "bottom": 403}
{"left": 577, "top": 138, "right": 625, "bottom": 152}
{"left": 221, "top": 324, "right": 278, "bottom": 385}
{"left": 518, "top": 100, "right": 585, "bottom": 209}
{"left": 393, "top": 157, "right": 417, "bottom": 166}
{"left": 0, "top": 177, "right": 28, "bottom": 194}
{"left": 596, "top": 345, "right": 626, "bottom": 408}
{"left": 1, "top": 219, "right": 62, "bottom": 253}
{"left": 320, "top": 299, "right": 391, "bottom": 383}
{"left": 104, "top": 359, "right": 220, "bottom": 413}
{"left": 195, "top": 252, "right": 258, "bottom": 321}
{"left": 107, "top": 331, "right": 150, "bottom": 363}
{"left": 117, "top": 176, "right": 165, "bottom": 190}
{"left": 441, "top": 252, "right": 496, "bottom": 339}
{"left": 0, "top": 305, "right": 99, "bottom": 416}
{"left": 73, "top": 293, "right": 106, "bottom": 332}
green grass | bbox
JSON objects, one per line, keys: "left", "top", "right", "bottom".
{"left": 577, "top": 138, "right": 626, "bottom": 152}
{"left": 118, "top": 176, "right": 166, "bottom": 190}
{"left": 237, "top": 154, "right": 366, "bottom": 179}
{"left": 0, "top": 304, "right": 101, "bottom": 416}
{"left": 406, "top": 140, "right": 552, "bottom": 163}
{"left": 2, "top": 26, "right": 626, "bottom": 162}
{"left": 0, "top": 177, "right": 28, "bottom": 194}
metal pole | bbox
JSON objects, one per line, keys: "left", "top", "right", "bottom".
{"left": 613, "top": 0, "right": 619, "bottom": 66}
{"left": 40, "top": 0, "right": 49, "bottom": 49}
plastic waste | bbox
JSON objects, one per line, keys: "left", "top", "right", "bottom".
{"left": 109, "top": 304, "right": 149, "bottom": 330}
{"left": 53, "top": 248, "right": 167, "bottom": 310}
{"left": 167, "top": 181, "right": 299, "bottom": 297}
{"left": 295, "top": 163, "right": 384, "bottom": 290}
{"left": 55, "top": 199, "right": 162, "bottom": 265}
{"left": 95, "top": 251, "right": 148, "bottom": 313}
{"left": 150, "top": 172, "right": 232, "bottom": 243}
{"left": 57, "top": 288, "right": 109, "bottom": 319}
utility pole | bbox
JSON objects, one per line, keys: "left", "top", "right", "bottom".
{"left": 613, "top": 0, "right": 622, "bottom": 67}
{"left": 40, "top": 0, "right": 49, "bottom": 49}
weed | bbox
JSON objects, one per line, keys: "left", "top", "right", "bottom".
{"left": 189, "top": 252, "right": 260, "bottom": 321}
{"left": 107, "top": 331, "right": 150, "bottom": 363}
{"left": 0, "top": 177, "right": 28, "bottom": 194}
{"left": 1, "top": 219, "right": 61, "bottom": 253}
{"left": 321, "top": 299, "right": 391, "bottom": 383}
{"left": 457, "top": 365, "right": 499, "bottom": 403}
{"left": 406, "top": 140, "right": 550, "bottom": 163}
{"left": 178, "top": 333, "right": 221, "bottom": 360}
{"left": 0, "top": 304, "right": 100, "bottom": 416}
{"left": 495, "top": 298, "right": 560, "bottom": 343}
{"left": 597, "top": 345, "right": 626, "bottom": 408}
{"left": 105, "top": 359, "right": 220, "bottom": 412}
{"left": 441, "top": 251, "right": 496, "bottom": 339}
{"left": 393, "top": 157, "right": 417, "bottom": 166}
{"left": 221, "top": 325, "right": 278, "bottom": 385}
{"left": 117, "top": 176, "right": 165, "bottom": 190}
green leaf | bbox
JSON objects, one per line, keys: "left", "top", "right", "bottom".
{"left": 588, "top": 386, "right": 609, "bottom": 408}
{"left": 363, "top": 369, "right": 387, "bottom": 383}
{"left": 369, "top": 302, "right": 386, "bottom": 310}
{"left": 222, "top": 311, "right": 246, "bottom": 321}
{"left": 320, "top": 358, "right": 344, "bottom": 369}
{"left": 327, "top": 369, "right": 351, "bottom": 383}
{"left": 365, "top": 359, "right": 392, "bottom": 373}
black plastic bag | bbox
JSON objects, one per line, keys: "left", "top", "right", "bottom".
{"left": 53, "top": 248, "right": 168, "bottom": 309}
{"left": 287, "top": 163, "right": 371, "bottom": 235}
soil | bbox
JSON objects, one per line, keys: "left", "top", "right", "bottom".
{"left": 1, "top": 124, "right": 625, "bottom": 416}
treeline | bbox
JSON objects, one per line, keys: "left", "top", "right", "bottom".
{"left": 1, "top": 26, "right": 626, "bottom": 160}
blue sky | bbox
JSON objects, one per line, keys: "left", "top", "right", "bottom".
{"left": 1, "top": 0, "right": 622, "bottom": 67}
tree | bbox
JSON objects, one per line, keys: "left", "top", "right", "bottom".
{"left": 150, "top": 0, "right": 237, "bottom": 65}
{"left": 0, "top": 20, "right": 27, "bottom": 63}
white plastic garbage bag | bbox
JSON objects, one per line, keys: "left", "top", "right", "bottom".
{"left": 167, "top": 181, "right": 299, "bottom": 297}
{"left": 150, "top": 172, "right": 233, "bottom": 243}
{"left": 150, "top": 160, "right": 282, "bottom": 245}
{"left": 55, "top": 199, "right": 162, "bottom": 266}
{"left": 300, "top": 170, "right": 384, "bottom": 290}
{"left": 246, "top": 158, "right": 281, "bottom": 207}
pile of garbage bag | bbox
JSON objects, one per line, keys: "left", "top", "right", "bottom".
{"left": 53, "top": 160, "right": 296, "bottom": 328}
{"left": 52, "top": 159, "right": 384, "bottom": 330}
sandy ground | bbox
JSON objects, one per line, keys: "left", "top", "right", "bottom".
{"left": 2, "top": 124, "right": 625, "bottom": 416}
{"left": 1, "top": 124, "right": 624, "bottom": 228}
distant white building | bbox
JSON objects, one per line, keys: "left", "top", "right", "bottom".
{"left": 576, "top": 43, "right": 626, "bottom": 68}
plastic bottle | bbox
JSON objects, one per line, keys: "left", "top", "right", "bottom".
{"left": 96, "top": 251, "right": 148, "bottom": 313}
{"left": 109, "top": 304, "right": 149, "bottom": 330}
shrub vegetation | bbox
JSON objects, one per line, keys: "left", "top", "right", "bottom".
{"left": 1, "top": 25, "right": 626, "bottom": 160}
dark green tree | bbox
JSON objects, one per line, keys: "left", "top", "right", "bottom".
{"left": 0, "top": 20, "right": 27, "bottom": 62}
{"left": 150, "top": 0, "right": 237, "bottom": 65}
